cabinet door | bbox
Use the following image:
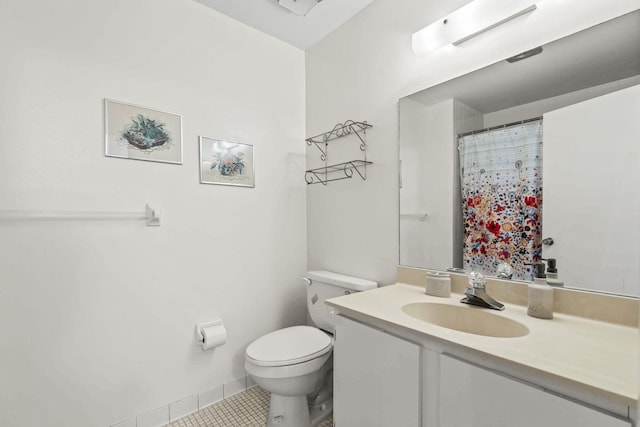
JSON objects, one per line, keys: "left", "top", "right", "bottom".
{"left": 439, "top": 355, "right": 631, "bottom": 427}
{"left": 334, "top": 315, "right": 421, "bottom": 427}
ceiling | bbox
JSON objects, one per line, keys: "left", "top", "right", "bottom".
{"left": 193, "top": 0, "right": 375, "bottom": 50}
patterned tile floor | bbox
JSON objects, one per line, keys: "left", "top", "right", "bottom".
{"left": 168, "top": 386, "right": 333, "bottom": 427}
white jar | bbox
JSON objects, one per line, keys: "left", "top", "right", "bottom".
{"left": 527, "top": 278, "right": 554, "bottom": 319}
{"left": 425, "top": 272, "right": 451, "bottom": 297}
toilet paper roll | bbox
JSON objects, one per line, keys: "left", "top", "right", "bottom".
{"left": 425, "top": 272, "right": 451, "bottom": 297}
{"left": 201, "top": 324, "right": 227, "bottom": 350}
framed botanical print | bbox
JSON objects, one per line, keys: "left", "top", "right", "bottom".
{"left": 105, "top": 99, "right": 182, "bottom": 164}
{"left": 199, "top": 136, "right": 254, "bottom": 187}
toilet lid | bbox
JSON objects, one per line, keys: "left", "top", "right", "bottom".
{"left": 246, "top": 326, "right": 332, "bottom": 367}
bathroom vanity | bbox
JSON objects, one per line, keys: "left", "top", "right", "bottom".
{"left": 326, "top": 269, "right": 638, "bottom": 427}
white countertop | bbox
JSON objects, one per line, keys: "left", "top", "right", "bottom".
{"left": 326, "top": 283, "right": 639, "bottom": 407}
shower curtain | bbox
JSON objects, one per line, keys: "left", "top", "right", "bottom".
{"left": 458, "top": 119, "right": 543, "bottom": 281}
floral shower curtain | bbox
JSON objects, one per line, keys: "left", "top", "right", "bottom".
{"left": 458, "top": 119, "right": 543, "bottom": 281}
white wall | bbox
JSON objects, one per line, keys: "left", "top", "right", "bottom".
{"left": 423, "top": 99, "right": 455, "bottom": 270}
{"left": 305, "top": 0, "right": 640, "bottom": 285}
{"left": 398, "top": 97, "right": 431, "bottom": 267}
{"left": 484, "top": 75, "right": 640, "bottom": 127}
{"left": 543, "top": 84, "right": 640, "bottom": 296}
{"left": 0, "top": 1, "right": 306, "bottom": 426}
{"left": 399, "top": 98, "right": 471, "bottom": 271}
{"left": 452, "top": 100, "right": 484, "bottom": 268}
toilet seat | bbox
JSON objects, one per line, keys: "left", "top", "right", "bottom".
{"left": 246, "top": 325, "right": 332, "bottom": 367}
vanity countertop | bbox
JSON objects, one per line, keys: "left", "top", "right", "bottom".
{"left": 326, "top": 283, "right": 639, "bottom": 407}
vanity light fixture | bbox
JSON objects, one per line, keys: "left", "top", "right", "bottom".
{"left": 277, "top": 0, "right": 323, "bottom": 16}
{"left": 412, "top": 0, "right": 537, "bottom": 57}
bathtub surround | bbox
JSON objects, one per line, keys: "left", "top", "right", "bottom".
{"left": 0, "top": 0, "right": 305, "bottom": 426}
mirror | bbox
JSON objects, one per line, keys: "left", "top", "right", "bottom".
{"left": 399, "top": 11, "right": 640, "bottom": 296}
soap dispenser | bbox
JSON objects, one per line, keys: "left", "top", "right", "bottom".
{"left": 545, "top": 258, "right": 564, "bottom": 287}
{"left": 527, "top": 262, "right": 554, "bottom": 319}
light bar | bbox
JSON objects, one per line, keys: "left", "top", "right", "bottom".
{"left": 412, "top": 0, "right": 537, "bottom": 56}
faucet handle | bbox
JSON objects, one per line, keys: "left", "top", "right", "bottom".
{"left": 468, "top": 271, "right": 486, "bottom": 290}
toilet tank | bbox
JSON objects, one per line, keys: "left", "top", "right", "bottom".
{"left": 305, "top": 270, "right": 377, "bottom": 333}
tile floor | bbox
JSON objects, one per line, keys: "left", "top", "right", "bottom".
{"left": 168, "top": 386, "right": 333, "bottom": 427}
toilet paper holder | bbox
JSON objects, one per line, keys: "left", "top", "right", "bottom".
{"left": 195, "top": 318, "right": 226, "bottom": 349}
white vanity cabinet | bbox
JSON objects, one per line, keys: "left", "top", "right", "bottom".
{"left": 328, "top": 284, "right": 636, "bottom": 427}
{"left": 438, "top": 355, "right": 632, "bottom": 427}
{"left": 333, "top": 315, "right": 635, "bottom": 427}
{"left": 333, "top": 314, "right": 633, "bottom": 427}
{"left": 333, "top": 315, "right": 421, "bottom": 427}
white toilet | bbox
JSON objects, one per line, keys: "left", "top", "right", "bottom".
{"left": 245, "top": 270, "right": 377, "bottom": 427}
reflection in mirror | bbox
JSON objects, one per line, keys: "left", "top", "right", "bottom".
{"left": 399, "top": 11, "right": 640, "bottom": 296}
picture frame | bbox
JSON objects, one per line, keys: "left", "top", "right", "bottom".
{"left": 104, "top": 99, "right": 183, "bottom": 164}
{"left": 199, "top": 136, "right": 255, "bottom": 187}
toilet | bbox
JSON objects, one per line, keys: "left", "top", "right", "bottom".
{"left": 244, "top": 270, "right": 377, "bottom": 427}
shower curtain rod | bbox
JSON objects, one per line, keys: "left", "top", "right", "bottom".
{"left": 457, "top": 116, "right": 542, "bottom": 138}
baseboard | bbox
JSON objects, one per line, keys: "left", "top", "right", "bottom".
{"left": 110, "top": 375, "right": 253, "bottom": 427}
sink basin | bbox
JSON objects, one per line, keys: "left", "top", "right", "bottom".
{"left": 402, "top": 302, "right": 529, "bottom": 338}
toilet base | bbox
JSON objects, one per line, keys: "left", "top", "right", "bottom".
{"left": 309, "top": 397, "right": 333, "bottom": 427}
{"left": 309, "top": 365, "right": 333, "bottom": 426}
{"left": 266, "top": 393, "right": 310, "bottom": 427}
{"left": 266, "top": 392, "right": 333, "bottom": 427}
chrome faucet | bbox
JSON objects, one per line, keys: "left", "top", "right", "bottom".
{"left": 460, "top": 271, "right": 505, "bottom": 311}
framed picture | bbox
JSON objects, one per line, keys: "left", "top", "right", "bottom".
{"left": 105, "top": 99, "right": 182, "bottom": 164}
{"left": 199, "top": 136, "right": 255, "bottom": 187}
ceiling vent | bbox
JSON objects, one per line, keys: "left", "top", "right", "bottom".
{"left": 277, "top": 0, "right": 323, "bottom": 16}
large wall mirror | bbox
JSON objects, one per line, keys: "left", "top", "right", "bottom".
{"left": 399, "top": 10, "right": 640, "bottom": 297}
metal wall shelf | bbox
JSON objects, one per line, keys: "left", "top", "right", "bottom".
{"left": 305, "top": 160, "right": 373, "bottom": 185}
{"left": 305, "top": 120, "right": 372, "bottom": 185}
